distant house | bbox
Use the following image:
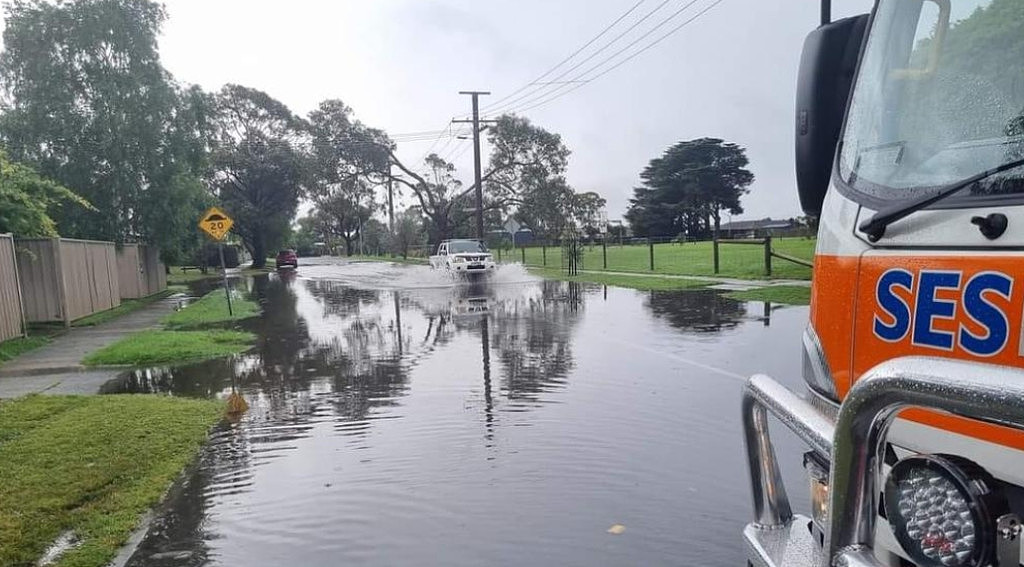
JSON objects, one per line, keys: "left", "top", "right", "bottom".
{"left": 718, "top": 218, "right": 799, "bottom": 239}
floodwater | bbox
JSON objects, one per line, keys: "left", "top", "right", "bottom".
{"left": 107, "top": 259, "right": 812, "bottom": 566}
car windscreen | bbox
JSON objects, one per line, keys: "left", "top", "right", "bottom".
{"left": 448, "top": 241, "right": 487, "bottom": 253}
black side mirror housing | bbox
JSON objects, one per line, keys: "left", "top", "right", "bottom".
{"left": 795, "top": 14, "right": 869, "bottom": 216}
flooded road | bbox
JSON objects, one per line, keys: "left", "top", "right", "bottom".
{"left": 109, "top": 259, "right": 812, "bottom": 566}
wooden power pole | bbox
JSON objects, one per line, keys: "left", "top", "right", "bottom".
{"left": 454, "top": 91, "right": 496, "bottom": 240}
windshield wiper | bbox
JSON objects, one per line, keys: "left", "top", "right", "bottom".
{"left": 859, "top": 156, "right": 1024, "bottom": 242}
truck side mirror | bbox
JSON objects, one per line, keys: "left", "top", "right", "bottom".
{"left": 795, "top": 14, "right": 869, "bottom": 216}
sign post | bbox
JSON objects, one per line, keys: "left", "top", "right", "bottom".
{"left": 198, "top": 207, "right": 235, "bottom": 316}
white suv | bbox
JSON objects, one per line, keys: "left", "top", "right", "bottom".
{"left": 429, "top": 239, "right": 496, "bottom": 277}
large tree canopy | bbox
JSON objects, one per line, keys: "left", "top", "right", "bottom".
{"left": 388, "top": 114, "right": 571, "bottom": 243}
{"left": 209, "top": 84, "right": 307, "bottom": 267}
{"left": 0, "top": 0, "right": 207, "bottom": 253}
{"left": 0, "top": 151, "right": 92, "bottom": 237}
{"left": 626, "top": 138, "right": 753, "bottom": 238}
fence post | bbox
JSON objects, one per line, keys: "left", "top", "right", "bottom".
{"left": 648, "top": 238, "right": 654, "bottom": 271}
{"left": 497, "top": 247, "right": 502, "bottom": 262}
{"left": 521, "top": 246, "right": 526, "bottom": 264}
{"left": 542, "top": 245, "right": 547, "bottom": 267}
{"left": 764, "top": 236, "right": 772, "bottom": 277}
{"left": 602, "top": 240, "right": 608, "bottom": 270}
{"left": 713, "top": 237, "right": 720, "bottom": 275}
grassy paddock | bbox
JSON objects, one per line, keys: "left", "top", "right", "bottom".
{"left": 528, "top": 268, "right": 711, "bottom": 291}
{"left": 507, "top": 237, "right": 816, "bottom": 280}
{"left": 0, "top": 394, "right": 223, "bottom": 567}
{"left": 725, "top": 285, "right": 811, "bottom": 305}
{"left": 72, "top": 290, "right": 174, "bottom": 327}
{"left": 83, "top": 329, "right": 254, "bottom": 366}
{"left": 163, "top": 289, "right": 259, "bottom": 329}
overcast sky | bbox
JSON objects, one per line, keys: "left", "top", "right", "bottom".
{"left": 9, "top": 0, "right": 874, "bottom": 222}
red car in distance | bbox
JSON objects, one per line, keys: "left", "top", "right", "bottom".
{"left": 275, "top": 249, "right": 298, "bottom": 270}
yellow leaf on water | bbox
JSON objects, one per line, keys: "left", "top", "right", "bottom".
{"left": 607, "top": 524, "right": 626, "bottom": 535}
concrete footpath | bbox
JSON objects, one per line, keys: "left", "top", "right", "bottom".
{"left": 0, "top": 295, "right": 185, "bottom": 398}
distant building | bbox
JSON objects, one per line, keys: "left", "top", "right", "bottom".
{"left": 718, "top": 218, "right": 799, "bottom": 238}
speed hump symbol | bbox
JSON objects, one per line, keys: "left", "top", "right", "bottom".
{"left": 199, "top": 207, "right": 234, "bottom": 241}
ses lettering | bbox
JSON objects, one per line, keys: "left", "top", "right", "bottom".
{"left": 873, "top": 269, "right": 1014, "bottom": 357}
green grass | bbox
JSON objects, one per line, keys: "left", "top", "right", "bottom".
{"left": 506, "top": 237, "right": 816, "bottom": 280}
{"left": 82, "top": 329, "right": 255, "bottom": 366}
{"left": 351, "top": 254, "right": 429, "bottom": 265}
{"left": 0, "top": 336, "right": 52, "bottom": 364}
{"left": 72, "top": 290, "right": 174, "bottom": 327}
{"left": 0, "top": 394, "right": 222, "bottom": 567}
{"left": 725, "top": 285, "right": 812, "bottom": 305}
{"left": 529, "top": 268, "right": 711, "bottom": 291}
{"left": 163, "top": 289, "right": 259, "bottom": 329}
{"left": 166, "top": 266, "right": 219, "bottom": 285}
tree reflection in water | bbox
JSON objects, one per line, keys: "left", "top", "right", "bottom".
{"left": 644, "top": 288, "right": 749, "bottom": 333}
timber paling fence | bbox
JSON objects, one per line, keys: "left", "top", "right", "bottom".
{"left": 0, "top": 236, "right": 167, "bottom": 342}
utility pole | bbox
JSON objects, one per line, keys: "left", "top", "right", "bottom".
{"left": 454, "top": 91, "right": 496, "bottom": 240}
{"left": 387, "top": 175, "right": 395, "bottom": 233}
{"left": 387, "top": 172, "right": 397, "bottom": 257}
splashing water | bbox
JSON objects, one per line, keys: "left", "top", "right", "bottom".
{"left": 299, "top": 258, "right": 539, "bottom": 291}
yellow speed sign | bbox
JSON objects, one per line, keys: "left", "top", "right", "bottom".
{"left": 199, "top": 207, "right": 234, "bottom": 241}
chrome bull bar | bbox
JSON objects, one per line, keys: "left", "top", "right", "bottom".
{"left": 742, "top": 357, "right": 1024, "bottom": 567}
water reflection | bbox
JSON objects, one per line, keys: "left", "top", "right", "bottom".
{"left": 113, "top": 267, "right": 807, "bottom": 567}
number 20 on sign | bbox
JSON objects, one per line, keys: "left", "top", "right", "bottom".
{"left": 199, "top": 207, "right": 234, "bottom": 241}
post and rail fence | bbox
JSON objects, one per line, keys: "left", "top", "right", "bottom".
{"left": 485, "top": 235, "right": 815, "bottom": 280}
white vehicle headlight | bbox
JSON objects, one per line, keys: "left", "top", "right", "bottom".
{"left": 453, "top": 256, "right": 465, "bottom": 263}
{"left": 884, "top": 454, "right": 1009, "bottom": 567}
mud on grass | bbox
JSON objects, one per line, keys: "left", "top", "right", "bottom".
{"left": 0, "top": 394, "right": 223, "bottom": 567}
{"left": 82, "top": 329, "right": 255, "bottom": 366}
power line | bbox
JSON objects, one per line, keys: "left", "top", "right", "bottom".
{"left": 474, "top": 0, "right": 647, "bottom": 115}
{"left": 494, "top": 0, "right": 706, "bottom": 115}
{"left": 481, "top": 0, "right": 677, "bottom": 117}
{"left": 505, "top": 0, "right": 725, "bottom": 115}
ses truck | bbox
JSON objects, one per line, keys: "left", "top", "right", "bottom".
{"left": 743, "top": 2, "right": 1024, "bottom": 567}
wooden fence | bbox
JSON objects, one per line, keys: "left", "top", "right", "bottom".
{"left": 713, "top": 236, "right": 814, "bottom": 277}
{"left": 117, "top": 244, "right": 167, "bottom": 299}
{"left": 0, "top": 234, "right": 25, "bottom": 342}
{"left": 16, "top": 238, "right": 121, "bottom": 326}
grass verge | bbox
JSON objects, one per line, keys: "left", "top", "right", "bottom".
{"left": 82, "top": 329, "right": 255, "bottom": 366}
{"left": 0, "top": 336, "right": 52, "bottom": 364}
{"left": 163, "top": 289, "right": 259, "bottom": 329}
{"left": 529, "top": 268, "right": 711, "bottom": 291}
{"left": 0, "top": 394, "right": 222, "bottom": 567}
{"left": 724, "top": 285, "right": 811, "bottom": 305}
{"left": 72, "top": 290, "right": 174, "bottom": 327}
{"left": 166, "top": 267, "right": 218, "bottom": 285}
{"left": 351, "top": 254, "right": 429, "bottom": 265}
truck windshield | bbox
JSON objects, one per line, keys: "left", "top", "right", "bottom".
{"left": 448, "top": 241, "right": 487, "bottom": 253}
{"left": 839, "top": 0, "right": 1024, "bottom": 201}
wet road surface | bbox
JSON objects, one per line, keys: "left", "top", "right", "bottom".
{"left": 107, "top": 259, "right": 812, "bottom": 566}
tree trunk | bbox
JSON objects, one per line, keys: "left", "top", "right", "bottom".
{"left": 343, "top": 236, "right": 354, "bottom": 256}
{"left": 251, "top": 233, "right": 266, "bottom": 269}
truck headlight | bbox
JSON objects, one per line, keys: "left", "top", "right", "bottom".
{"left": 804, "top": 451, "right": 829, "bottom": 540}
{"left": 453, "top": 256, "right": 465, "bottom": 263}
{"left": 884, "top": 454, "right": 1007, "bottom": 567}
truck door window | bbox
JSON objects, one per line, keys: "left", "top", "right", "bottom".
{"left": 839, "top": 0, "right": 1024, "bottom": 203}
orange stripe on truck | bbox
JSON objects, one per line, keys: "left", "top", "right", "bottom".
{"left": 813, "top": 254, "right": 1024, "bottom": 450}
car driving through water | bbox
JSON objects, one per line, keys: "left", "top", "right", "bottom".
{"left": 428, "top": 239, "right": 496, "bottom": 279}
